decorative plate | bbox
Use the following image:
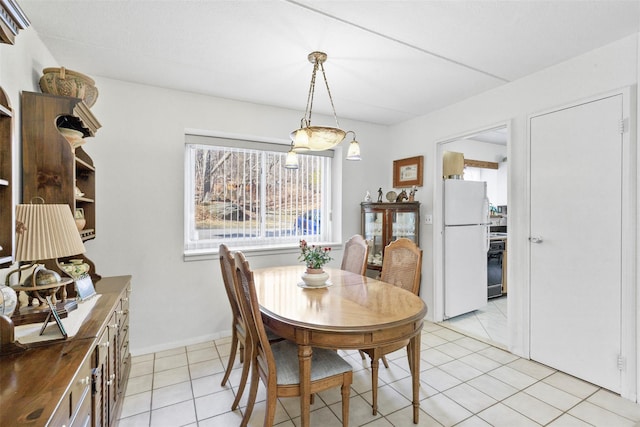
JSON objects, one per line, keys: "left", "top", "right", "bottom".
{"left": 297, "top": 281, "right": 333, "bottom": 289}
{"left": 386, "top": 191, "right": 397, "bottom": 202}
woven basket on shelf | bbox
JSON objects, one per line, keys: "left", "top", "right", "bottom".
{"left": 39, "top": 67, "right": 99, "bottom": 107}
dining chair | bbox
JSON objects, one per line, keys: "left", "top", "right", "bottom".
{"left": 340, "top": 234, "right": 369, "bottom": 275}
{"left": 359, "top": 237, "right": 422, "bottom": 415}
{"left": 233, "top": 251, "right": 353, "bottom": 427}
{"left": 218, "top": 244, "right": 251, "bottom": 410}
{"left": 219, "top": 244, "right": 284, "bottom": 411}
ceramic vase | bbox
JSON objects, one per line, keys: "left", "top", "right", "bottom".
{"left": 301, "top": 268, "right": 329, "bottom": 287}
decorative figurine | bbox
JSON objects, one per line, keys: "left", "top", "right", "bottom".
{"left": 396, "top": 190, "right": 408, "bottom": 202}
{"left": 377, "top": 187, "right": 383, "bottom": 202}
{"left": 364, "top": 191, "right": 372, "bottom": 202}
{"left": 409, "top": 185, "right": 417, "bottom": 201}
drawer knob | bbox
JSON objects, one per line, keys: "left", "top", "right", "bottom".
{"left": 108, "top": 323, "right": 118, "bottom": 329}
{"left": 100, "top": 341, "right": 109, "bottom": 348}
{"left": 117, "top": 310, "right": 124, "bottom": 315}
{"left": 80, "top": 376, "right": 90, "bottom": 385}
{"left": 122, "top": 297, "right": 129, "bottom": 302}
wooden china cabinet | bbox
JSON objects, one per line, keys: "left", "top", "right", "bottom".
{"left": 361, "top": 201, "right": 420, "bottom": 271}
{"left": 1, "top": 92, "right": 131, "bottom": 427}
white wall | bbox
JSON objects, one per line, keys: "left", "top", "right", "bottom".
{"left": 85, "top": 79, "right": 387, "bottom": 354}
{"left": 388, "top": 34, "right": 638, "bottom": 359}
{"left": 0, "top": 27, "right": 57, "bottom": 223}
{"left": 1, "top": 28, "right": 388, "bottom": 354}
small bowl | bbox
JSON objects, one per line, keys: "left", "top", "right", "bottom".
{"left": 58, "top": 127, "right": 85, "bottom": 149}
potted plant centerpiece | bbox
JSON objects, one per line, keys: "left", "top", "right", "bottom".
{"left": 298, "top": 240, "right": 332, "bottom": 287}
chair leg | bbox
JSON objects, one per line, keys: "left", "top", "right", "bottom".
{"left": 221, "top": 327, "right": 238, "bottom": 386}
{"left": 240, "top": 364, "right": 260, "bottom": 427}
{"left": 381, "top": 355, "right": 389, "bottom": 369}
{"left": 341, "top": 377, "right": 351, "bottom": 427}
{"left": 239, "top": 341, "right": 244, "bottom": 363}
{"left": 231, "top": 338, "right": 251, "bottom": 410}
{"left": 264, "top": 386, "right": 278, "bottom": 427}
{"left": 371, "top": 357, "right": 379, "bottom": 415}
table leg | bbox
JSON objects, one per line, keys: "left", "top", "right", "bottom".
{"left": 409, "top": 332, "right": 421, "bottom": 424}
{"left": 298, "top": 344, "right": 312, "bottom": 427}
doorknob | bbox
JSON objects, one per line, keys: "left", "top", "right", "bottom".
{"left": 529, "top": 236, "right": 543, "bottom": 244}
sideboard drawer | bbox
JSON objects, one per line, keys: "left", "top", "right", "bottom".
{"left": 49, "top": 352, "right": 92, "bottom": 427}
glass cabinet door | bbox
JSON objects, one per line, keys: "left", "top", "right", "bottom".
{"left": 361, "top": 202, "right": 420, "bottom": 271}
{"left": 363, "top": 211, "right": 384, "bottom": 267}
{"left": 391, "top": 211, "right": 418, "bottom": 242}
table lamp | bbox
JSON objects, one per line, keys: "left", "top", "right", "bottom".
{"left": 7, "top": 203, "right": 86, "bottom": 309}
{"left": 1, "top": 203, "right": 86, "bottom": 353}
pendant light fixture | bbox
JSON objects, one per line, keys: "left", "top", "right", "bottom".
{"left": 290, "top": 51, "right": 361, "bottom": 160}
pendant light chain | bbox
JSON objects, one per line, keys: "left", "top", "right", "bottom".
{"left": 304, "top": 60, "right": 319, "bottom": 128}
{"left": 318, "top": 62, "right": 340, "bottom": 128}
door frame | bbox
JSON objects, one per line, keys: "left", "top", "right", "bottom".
{"left": 525, "top": 87, "right": 636, "bottom": 400}
{"left": 433, "top": 121, "right": 511, "bottom": 324}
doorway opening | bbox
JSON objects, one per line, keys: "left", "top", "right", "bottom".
{"left": 435, "top": 124, "right": 509, "bottom": 348}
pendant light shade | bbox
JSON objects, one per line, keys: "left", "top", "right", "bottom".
{"left": 346, "top": 139, "right": 361, "bottom": 161}
{"left": 285, "top": 144, "right": 299, "bottom": 169}
{"left": 290, "top": 51, "right": 359, "bottom": 159}
{"left": 290, "top": 126, "right": 346, "bottom": 152}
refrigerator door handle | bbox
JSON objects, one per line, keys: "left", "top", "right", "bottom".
{"left": 483, "top": 197, "right": 490, "bottom": 223}
{"left": 485, "top": 225, "right": 490, "bottom": 252}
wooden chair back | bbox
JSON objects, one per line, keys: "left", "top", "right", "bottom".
{"left": 233, "top": 251, "right": 277, "bottom": 388}
{"left": 219, "top": 244, "right": 243, "bottom": 335}
{"left": 380, "top": 238, "right": 422, "bottom": 295}
{"left": 341, "top": 234, "right": 369, "bottom": 275}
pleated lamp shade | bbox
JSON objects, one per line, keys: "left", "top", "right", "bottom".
{"left": 15, "top": 204, "right": 86, "bottom": 262}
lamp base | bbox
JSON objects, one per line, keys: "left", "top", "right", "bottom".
{"left": 11, "top": 299, "right": 77, "bottom": 326}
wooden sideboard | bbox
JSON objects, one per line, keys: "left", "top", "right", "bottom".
{"left": 0, "top": 275, "right": 132, "bottom": 426}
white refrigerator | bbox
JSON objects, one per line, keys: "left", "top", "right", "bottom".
{"left": 443, "top": 179, "right": 490, "bottom": 319}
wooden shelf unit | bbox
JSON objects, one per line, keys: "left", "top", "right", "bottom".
{"left": 21, "top": 91, "right": 101, "bottom": 243}
{"left": 0, "top": 87, "right": 13, "bottom": 266}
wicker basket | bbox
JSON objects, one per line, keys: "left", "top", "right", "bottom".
{"left": 39, "top": 67, "right": 99, "bottom": 107}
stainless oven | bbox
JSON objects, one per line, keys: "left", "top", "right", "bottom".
{"left": 487, "top": 239, "right": 504, "bottom": 298}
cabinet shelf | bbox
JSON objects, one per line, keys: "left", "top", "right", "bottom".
{"left": 76, "top": 196, "right": 95, "bottom": 203}
{"left": 0, "top": 178, "right": 8, "bottom": 186}
{"left": 75, "top": 157, "right": 95, "bottom": 172}
{"left": 0, "top": 104, "right": 11, "bottom": 117}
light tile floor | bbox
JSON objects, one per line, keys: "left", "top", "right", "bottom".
{"left": 118, "top": 320, "right": 640, "bottom": 426}
{"left": 441, "top": 296, "right": 508, "bottom": 348}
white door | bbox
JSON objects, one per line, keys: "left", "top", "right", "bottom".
{"left": 530, "top": 94, "right": 623, "bottom": 392}
{"left": 444, "top": 225, "right": 488, "bottom": 318}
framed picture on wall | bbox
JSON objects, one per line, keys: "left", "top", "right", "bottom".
{"left": 393, "top": 156, "right": 424, "bottom": 188}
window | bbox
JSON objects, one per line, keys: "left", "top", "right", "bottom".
{"left": 185, "top": 134, "right": 333, "bottom": 255}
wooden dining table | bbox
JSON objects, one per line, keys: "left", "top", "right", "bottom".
{"left": 252, "top": 265, "right": 428, "bottom": 426}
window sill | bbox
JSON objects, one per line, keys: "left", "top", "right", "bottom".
{"left": 184, "top": 241, "right": 343, "bottom": 262}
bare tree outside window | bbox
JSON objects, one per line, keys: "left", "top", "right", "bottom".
{"left": 185, "top": 143, "right": 331, "bottom": 252}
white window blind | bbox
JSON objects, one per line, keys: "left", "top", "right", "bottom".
{"left": 185, "top": 134, "right": 333, "bottom": 254}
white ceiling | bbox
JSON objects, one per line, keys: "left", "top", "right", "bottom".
{"left": 17, "top": 0, "right": 640, "bottom": 126}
